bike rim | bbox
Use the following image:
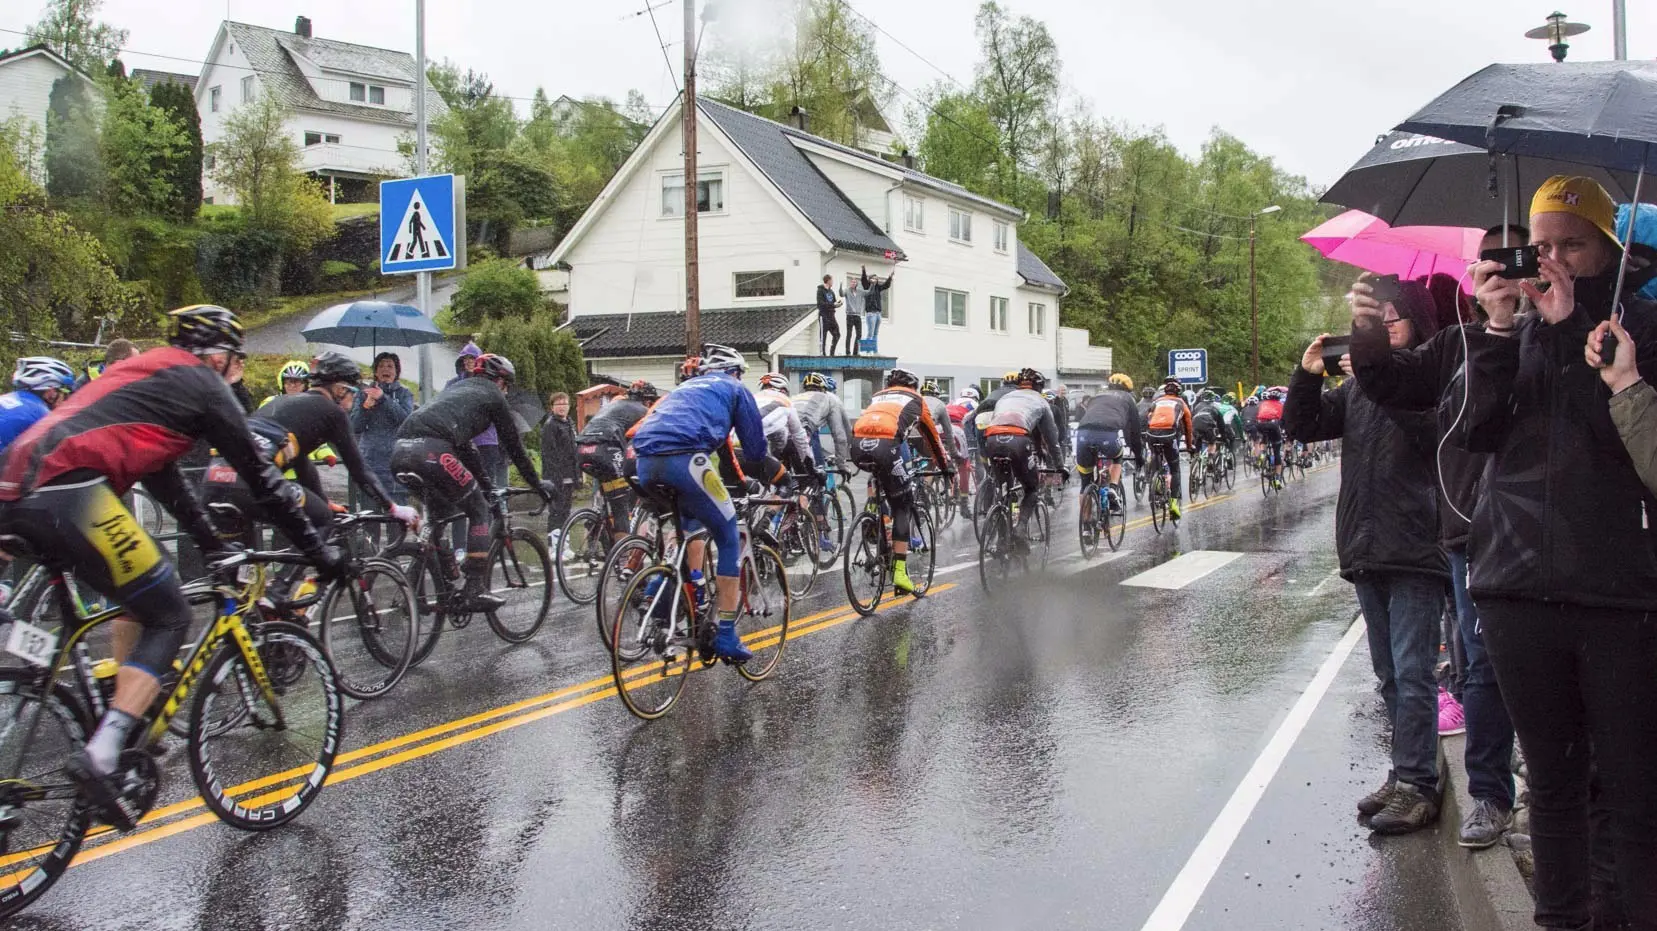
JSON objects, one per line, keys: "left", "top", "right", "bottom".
{"left": 842, "top": 514, "right": 885, "bottom": 615}
{"left": 321, "top": 560, "right": 416, "bottom": 700}
{"left": 485, "top": 530, "right": 552, "bottom": 643}
{"left": 555, "top": 511, "right": 606, "bottom": 604}
{"left": 736, "top": 545, "right": 791, "bottom": 681}
{"left": 0, "top": 675, "right": 90, "bottom": 915}
{"left": 609, "top": 566, "right": 692, "bottom": 719}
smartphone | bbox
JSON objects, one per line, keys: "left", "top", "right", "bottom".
{"left": 1368, "top": 274, "right": 1401, "bottom": 303}
{"left": 1481, "top": 245, "right": 1539, "bottom": 279}
{"left": 1321, "top": 335, "right": 1352, "bottom": 375}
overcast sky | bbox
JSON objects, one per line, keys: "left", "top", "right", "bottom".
{"left": 10, "top": 0, "right": 1655, "bottom": 188}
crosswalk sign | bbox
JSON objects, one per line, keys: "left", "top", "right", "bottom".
{"left": 381, "top": 174, "right": 457, "bottom": 274}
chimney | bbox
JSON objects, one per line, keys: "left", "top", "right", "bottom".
{"left": 901, "top": 148, "right": 915, "bottom": 170}
{"left": 789, "top": 105, "right": 808, "bottom": 133}
{"left": 294, "top": 16, "right": 313, "bottom": 38}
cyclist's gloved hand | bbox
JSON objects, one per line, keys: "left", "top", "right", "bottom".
{"left": 308, "top": 543, "right": 347, "bottom": 582}
{"left": 205, "top": 542, "right": 247, "bottom": 571}
{"left": 389, "top": 503, "right": 420, "bottom": 530}
{"left": 743, "top": 477, "right": 764, "bottom": 497}
{"left": 537, "top": 479, "right": 560, "bottom": 502}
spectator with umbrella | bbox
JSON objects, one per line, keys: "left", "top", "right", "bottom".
{"left": 352, "top": 352, "right": 415, "bottom": 505}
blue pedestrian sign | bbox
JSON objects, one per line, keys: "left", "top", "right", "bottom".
{"left": 381, "top": 174, "right": 456, "bottom": 274}
{"left": 1168, "top": 348, "right": 1208, "bottom": 385}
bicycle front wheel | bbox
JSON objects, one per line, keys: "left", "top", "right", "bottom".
{"left": 485, "top": 528, "right": 553, "bottom": 644}
{"left": 978, "top": 506, "right": 1014, "bottom": 589}
{"left": 0, "top": 671, "right": 93, "bottom": 919}
{"left": 609, "top": 566, "right": 693, "bottom": 720}
{"left": 554, "top": 509, "right": 606, "bottom": 605}
{"left": 596, "top": 535, "right": 656, "bottom": 653}
{"left": 812, "top": 489, "right": 847, "bottom": 569}
{"left": 1078, "top": 490, "right": 1100, "bottom": 558}
{"left": 842, "top": 512, "right": 886, "bottom": 616}
{"left": 320, "top": 558, "right": 417, "bottom": 700}
{"left": 188, "top": 621, "right": 342, "bottom": 831}
{"left": 735, "top": 543, "right": 791, "bottom": 681}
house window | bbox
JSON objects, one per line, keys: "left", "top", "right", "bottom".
{"left": 661, "top": 170, "right": 725, "bottom": 216}
{"left": 989, "top": 296, "right": 1009, "bottom": 333}
{"left": 349, "top": 82, "right": 366, "bottom": 102}
{"left": 734, "top": 270, "right": 784, "bottom": 299}
{"left": 210, "top": 86, "right": 221, "bottom": 112}
{"left": 949, "top": 208, "right": 973, "bottom": 244}
{"left": 304, "top": 132, "right": 342, "bottom": 146}
{"left": 903, "top": 194, "right": 925, "bottom": 233}
{"left": 925, "top": 377, "right": 954, "bottom": 398}
{"left": 240, "top": 75, "right": 254, "bottom": 103}
{"left": 934, "top": 288, "right": 968, "bottom": 328}
{"left": 369, "top": 85, "right": 385, "bottom": 105}
{"left": 993, "top": 221, "right": 1009, "bottom": 253}
{"left": 1028, "top": 302, "right": 1046, "bottom": 336}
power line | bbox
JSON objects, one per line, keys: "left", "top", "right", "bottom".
{"left": 642, "top": 1, "right": 680, "bottom": 95}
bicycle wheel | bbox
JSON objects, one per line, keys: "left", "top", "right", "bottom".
{"left": 811, "top": 489, "right": 847, "bottom": 569}
{"left": 1029, "top": 500, "right": 1052, "bottom": 571}
{"left": 554, "top": 509, "right": 606, "bottom": 605}
{"left": 775, "top": 513, "right": 820, "bottom": 598}
{"left": 1150, "top": 482, "right": 1167, "bottom": 533}
{"left": 971, "top": 481, "right": 996, "bottom": 542}
{"left": 905, "top": 509, "right": 937, "bottom": 597}
{"left": 1077, "top": 490, "right": 1100, "bottom": 558}
{"left": 0, "top": 671, "right": 93, "bottom": 919}
{"left": 595, "top": 535, "right": 656, "bottom": 654}
{"left": 485, "top": 528, "right": 553, "bottom": 644}
{"left": 609, "top": 565, "right": 693, "bottom": 720}
{"left": 977, "top": 506, "right": 1014, "bottom": 589}
{"left": 735, "top": 543, "right": 791, "bottom": 681}
{"left": 405, "top": 549, "right": 454, "bottom": 667}
{"left": 188, "top": 621, "right": 342, "bottom": 831}
{"left": 1107, "top": 485, "right": 1128, "bottom": 550}
{"left": 842, "top": 512, "right": 886, "bottom": 616}
{"left": 930, "top": 476, "right": 957, "bottom": 531}
{"left": 319, "top": 558, "right": 417, "bottom": 700}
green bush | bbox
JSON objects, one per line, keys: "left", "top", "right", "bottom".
{"left": 478, "top": 308, "right": 587, "bottom": 401}
{"left": 197, "top": 225, "right": 285, "bottom": 307}
{"left": 321, "top": 260, "right": 358, "bottom": 277}
{"left": 448, "top": 258, "right": 541, "bottom": 328}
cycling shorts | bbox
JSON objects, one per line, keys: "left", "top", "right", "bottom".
{"left": 1074, "top": 426, "right": 1124, "bottom": 474}
{"left": 1256, "top": 420, "right": 1284, "bottom": 447}
{"left": 635, "top": 452, "right": 740, "bottom": 577}
{"left": 200, "top": 457, "right": 335, "bottom": 548}
{"left": 390, "top": 437, "right": 492, "bottom": 559}
{"left": 850, "top": 437, "right": 915, "bottom": 510}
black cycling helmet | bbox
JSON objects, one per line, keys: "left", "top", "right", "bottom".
{"left": 1016, "top": 367, "right": 1047, "bottom": 391}
{"left": 475, "top": 353, "right": 516, "bottom": 384}
{"left": 309, "top": 351, "right": 362, "bottom": 388}
{"left": 885, "top": 367, "right": 920, "bottom": 390}
{"left": 1162, "top": 377, "right": 1182, "bottom": 395}
{"left": 168, "top": 305, "right": 245, "bottom": 354}
{"left": 628, "top": 378, "right": 659, "bottom": 403}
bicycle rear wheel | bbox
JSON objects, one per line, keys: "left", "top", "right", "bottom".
{"left": 905, "top": 509, "right": 937, "bottom": 597}
{"left": 609, "top": 566, "right": 693, "bottom": 720}
{"left": 776, "top": 513, "right": 820, "bottom": 598}
{"left": 554, "top": 509, "right": 606, "bottom": 605}
{"left": 485, "top": 528, "right": 553, "bottom": 644}
{"left": 977, "top": 506, "right": 1014, "bottom": 589}
{"left": 1106, "top": 484, "right": 1128, "bottom": 550}
{"left": 0, "top": 671, "right": 93, "bottom": 919}
{"left": 930, "top": 476, "right": 957, "bottom": 530}
{"left": 842, "top": 512, "right": 886, "bottom": 616}
{"left": 1078, "top": 489, "right": 1100, "bottom": 557}
{"left": 735, "top": 544, "right": 791, "bottom": 681}
{"left": 595, "top": 535, "right": 656, "bottom": 653}
{"left": 812, "top": 490, "right": 846, "bottom": 569}
{"left": 1150, "top": 482, "right": 1167, "bottom": 533}
{"left": 188, "top": 621, "right": 342, "bottom": 831}
{"left": 320, "top": 557, "right": 417, "bottom": 700}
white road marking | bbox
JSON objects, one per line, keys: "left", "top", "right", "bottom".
{"left": 1120, "top": 550, "right": 1244, "bottom": 590}
{"left": 1303, "top": 569, "right": 1342, "bottom": 598}
{"left": 1137, "top": 616, "right": 1367, "bottom": 931}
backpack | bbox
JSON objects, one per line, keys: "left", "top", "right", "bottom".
{"left": 1147, "top": 397, "right": 1184, "bottom": 432}
{"left": 946, "top": 401, "right": 972, "bottom": 425}
{"left": 1257, "top": 398, "right": 1284, "bottom": 422}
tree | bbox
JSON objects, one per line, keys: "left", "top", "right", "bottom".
{"left": 210, "top": 92, "right": 333, "bottom": 251}
{"left": 100, "top": 77, "right": 186, "bottom": 216}
{"left": 43, "top": 74, "right": 101, "bottom": 202}
{"left": 24, "top": 0, "right": 128, "bottom": 74}
{"left": 449, "top": 258, "right": 545, "bottom": 328}
{"left": 148, "top": 80, "right": 202, "bottom": 219}
{"left": 911, "top": 89, "right": 1003, "bottom": 193}
{"left": 479, "top": 310, "right": 587, "bottom": 401}
{"left": 423, "top": 61, "right": 517, "bottom": 176}
{"left": 972, "top": 1, "right": 1059, "bottom": 198}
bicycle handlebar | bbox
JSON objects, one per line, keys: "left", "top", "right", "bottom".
{"left": 206, "top": 550, "right": 318, "bottom": 572}
{"left": 491, "top": 486, "right": 549, "bottom": 518}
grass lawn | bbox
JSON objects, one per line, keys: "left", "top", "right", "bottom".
{"left": 200, "top": 203, "right": 379, "bottom": 221}
{"left": 242, "top": 285, "right": 395, "bottom": 331}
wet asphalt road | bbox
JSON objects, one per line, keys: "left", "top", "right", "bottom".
{"left": 10, "top": 464, "right": 1467, "bottom": 931}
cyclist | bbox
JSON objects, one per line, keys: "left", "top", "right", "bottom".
{"left": 391, "top": 353, "right": 557, "bottom": 613}
{"left": 851, "top": 368, "right": 952, "bottom": 595}
{"left": 202, "top": 351, "right": 419, "bottom": 545}
{"left": 1191, "top": 389, "right": 1233, "bottom": 467}
{"left": 1075, "top": 373, "right": 1142, "bottom": 511}
{"left": 791, "top": 371, "right": 851, "bottom": 472}
{"left": 1217, "top": 393, "right": 1246, "bottom": 461}
{"left": 1145, "top": 378, "right": 1195, "bottom": 520}
{"left": 946, "top": 386, "right": 981, "bottom": 502}
{"left": 755, "top": 373, "right": 815, "bottom": 477}
{"left": 972, "top": 372, "right": 1021, "bottom": 476}
{"left": 0, "top": 357, "right": 76, "bottom": 450}
{"left": 1256, "top": 386, "right": 1288, "bottom": 488}
{"left": 918, "top": 379, "right": 963, "bottom": 477}
{"left": 981, "top": 367, "right": 1066, "bottom": 545}
{"left": 275, "top": 359, "right": 311, "bottom": 397}
{"left": 631, "top": 344, "right": 780, "bottom": 664}
{"left": 0, "top": 305, "right": 340, "bottom": 829}
{"left": 575, "top": 378, "right": 656, "bottom": 546}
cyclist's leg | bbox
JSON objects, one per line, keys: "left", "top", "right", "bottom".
{"left": 598, "top": 445, "right": 634, "bottom": 541}
{"left": 644, "top": 451, "right": 747, "bottom": 659}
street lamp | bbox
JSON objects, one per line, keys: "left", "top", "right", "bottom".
{"left": 1250, "top": 205, "right": 1282, "bottom": 387}
{"left": 1525, "top": 11, "right": 1590, "bottom": 62}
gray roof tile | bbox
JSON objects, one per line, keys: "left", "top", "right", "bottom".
{"left": 130, "top": 69, "right": 197, "bottom": 91}
{"left": 221, "top": 21, "right": 446, "bottom": 127}
{"left": 566, "top": 305, "right": 814, "bottom": 357}
{"left": 1017, "top": 242, "right": 1066, "bottom": 291}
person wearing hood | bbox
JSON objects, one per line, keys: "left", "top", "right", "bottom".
{"left": 1284, "top": 278, "right": 1447, "bottom": 837}
{"left": 352, "top": 351, "right": 415, "bottom": 505}
{"left": 1423, "top": 175, "right": 1657, "bottom": 931}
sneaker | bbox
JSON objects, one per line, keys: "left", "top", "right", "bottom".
{"left": 819, "top": 533, "right": 835, "bottom": 552}
{"left": 1459, "top": 798, "right": 1512, "bottom": 849}
{"left": 711, "top": 619, "right": 752, "bottom": 664}
{"left": 459, "top": 575, "right": 506, "bottom": 613}
{"left": 1438, "top": 688, "right": 1467, "bottom": 736}
{"left": 892, "top": 562, "right": 917, "bottom": 595}
{"left": 1358, "top": 770, "right": 1398, "bottom": 817}
{"left": 1370, "top": 782, "right": 1440, "bottom": 835}
{"left": 64, "top": 751, "right": 141, "bottom": 831}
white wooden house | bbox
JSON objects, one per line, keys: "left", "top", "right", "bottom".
{"left": 0, "top": 45, "right": 102, "bottom": 182}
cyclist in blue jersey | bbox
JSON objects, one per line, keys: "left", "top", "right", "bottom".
{"left": 632, "top": 344, "right": 781, "bottom": 664}
{"left": 0, "top": 357, "right": 76, "bottom": 450}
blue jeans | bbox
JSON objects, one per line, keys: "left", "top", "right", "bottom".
{"left": 1449, "top": 547, "right": 1515, "bottom": 808}
{"left": 864, "top": 312, "right": 881, "bottom": 345}
{"left": 1353, "top": 572, "right": 1443, "bottom": 791}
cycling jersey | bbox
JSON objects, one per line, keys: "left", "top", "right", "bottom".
{"left": 632, "top": 373, "right": 767, "bottom": 459}
{"left": 576, "top": 398, "right": 648, "bottom": 447}
{"left": 1257, "top": 398, "right": 1285, "bottom": 422}
{"left": 253, "top": 390, "right": 393, "bottom": 509}
{"left": 397, "top": 376, "right": 540, "bottom": 489}
{"left": 755, "top": 389, "right": 814, "bottom": 469}
{"left": 982, "top": 389, "right": 1061, "bottom": 462}
{"left": 791, "top": 389, "right": 851, "bottom": 467}
{"left": 258, "top": 393, "right": 336, "bottom": 465}
{"left": 972, "top": 385, "right": 1016, "bottom": 441}
{"left": 0, "top": 391, "right": 50, "bottom": 451}
{"left": 854, "top": 387, "right": 947, "bottom": 464}
{"left": 1146, "top": 394, "right": 1195, "bottom": 444}
{"left": 1077, "top": 388, "right": 1144, "bottom": 457}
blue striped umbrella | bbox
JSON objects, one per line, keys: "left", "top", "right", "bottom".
{"left": 300, "top": 300, "right": 446, "bottom": 349}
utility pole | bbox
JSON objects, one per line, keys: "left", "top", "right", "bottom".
{"left": 414, "top": 0, "right": 434, "bottom": 403}
{"left": 1613, "top": 0, "right": 1627, "bottom": 59}
{"left": 1249, "top": 216, "right": 1259, "bottom": 387}
{"left": 682, "top": 0, "right": 701, "bottom": 354}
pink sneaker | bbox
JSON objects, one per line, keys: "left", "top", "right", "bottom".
{"left": 1438, "top": 688, "right": 1466, "bottom": 737}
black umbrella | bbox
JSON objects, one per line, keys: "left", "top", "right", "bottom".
{"left": 1322, "top": 131, "right": 1644, "bottom": 229}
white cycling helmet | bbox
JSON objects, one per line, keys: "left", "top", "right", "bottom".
{"left": 698, "top": 343, "right": 748, "bottom": 377}
{"left": 758, "top": 372, "right": 789, "bottom": 392}
{"left": 12, "top": 356, "right": 76, "bottom": 394}
{"left": 961, "top": 385, "right": 982, "bottom": 402}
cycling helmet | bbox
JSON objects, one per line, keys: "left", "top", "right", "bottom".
{"left": 697, "top": 343, "right": 747, "bottom": 377}
{"left": 1016, "top": 367, "right": 1047, "bottom": 391}
{"left": 279, "top": 360, "right": 311, "bottom": 388}
{"left": 961, "top": 385, "right": 982, "bottom": 402}
{"left": 1002, "top": 371, "right": 1020, "bottom": 386}
{"left": 12, "top": 356, "right": 75, "bottom": 395}
{"left": 1265, "top": 386, "right": 1287, "bottom": 401}
{"left": 1162, "top": 378, "right": 1182, "bottom": 395}
{"left": 678, "top": 356, "right": 701, "bottom": 383}
{"left": 1041, "top": 389, "right": 1056, "bottom": 401}
{"left": 758, "top": 372, "right": 789, "bottom": 393}
{"left": 1222, "top": 392, "right": 1238, "bottom": 405}
{"left": 168, "top": 305, "right": 244, "bottom": 354}
{"left": 823, "top": 375, "right": 838, "bottom": 391}
{"left": 627, "top": 379, "right": 660, "bottom": 403}
{"left": 1109, "top": 373, "right": 1133, "bottom": 391}
{"left": 802, "top": 372, "right": 829, "bottom": 392}
{"left": 1198, "top": 389, "right": 1217, "bottom": 402}
{"left": 885, "top": 367, "right": 920, "bottom": 390}
{"left": 921, "top": 379, "right": 941, "bottom": 397}
{"left": 474, "top": 353, "right": 516, "bottom": 384}
{"left": 1244, "top": 395, "right": 1260, "bottom": 407}
{"left": 308, "top": 352, "right": 361, "bottom": 388}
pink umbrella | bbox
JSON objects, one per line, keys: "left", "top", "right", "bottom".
{"left": 1302, "top": 210, "right": 1484, "bottom": 291}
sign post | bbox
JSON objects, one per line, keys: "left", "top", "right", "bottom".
{"left": 1167, "top": 348, "right": 1209, "bottom": 385}
{"left": 381, "top": 173, "right": 460, "bottom": 401}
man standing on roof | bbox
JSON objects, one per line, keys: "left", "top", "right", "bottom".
{"left": 816, "top": 275, "right": 842, "bottom": 357}
{"left": 861, "top": 265, "right": 894, "bottom": 354}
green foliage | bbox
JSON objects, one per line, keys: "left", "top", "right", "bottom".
{"left": 147, "top": 81, "right": 202, "bottom": 220}
{"left": 24, "top": 0, "right": 128, "bottom": 74}
{"left": 99, "top": 77, "right": 187, "bottom": 216}
{"left": 912, "top": 91, "right": 1003, "bottom": 195}
{"left": 479, "top": 309, "right": 588, "bottom": 400}
{"left": 321, "top": 260, "right": 358, "bottom": 277}
{"left": 196, "top": 223, "right": 285, "bottom": 307}
{"left": 449, "top": 258, "right": 545, "bottom": 328}
{"left": 972, "top": 1, "right": 1059, "bottom": 192}
{"left": 44, "top": 75, "right": 102, "bottom": 201}
{"left": 210, "top": 92, "right": 335, "bottom": 254}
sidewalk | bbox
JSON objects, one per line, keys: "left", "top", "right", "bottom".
{"left": 1439, "top": 733, "right": 1536, "bottom": 931}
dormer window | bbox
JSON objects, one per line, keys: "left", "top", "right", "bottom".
{"left": 349, "top": 82, "right": 386, "bottom": 104}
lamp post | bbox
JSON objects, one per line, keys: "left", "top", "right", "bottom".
{"left": 1249, "top": 205, "right": 1281, "bottom": 387}
{"left": 1525, "top": 11, "right": 1590, "bottom": 62}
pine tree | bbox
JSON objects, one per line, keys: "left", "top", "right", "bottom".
{"left": 148, "top": 80, "right": 202, "bottom": 219}
{"left": 43, "top": 75, "right": 102, "bottom": 202}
